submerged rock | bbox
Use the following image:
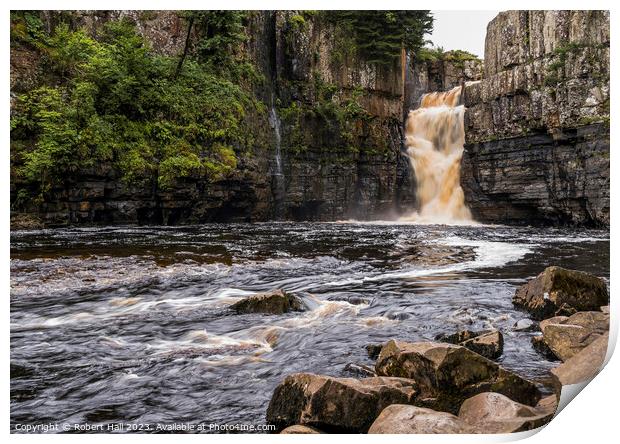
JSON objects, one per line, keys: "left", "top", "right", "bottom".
{"left": 230, "top": 290, "right": 305, "bottom": 315}
{"left": 551, "top": 332, "right": 609, "bottom": 389}
{"left": 368, "top": 405, "right": 475, "bottom": 434}
{"left": 538, "top": 311, "right": 609, "bottom": 361}
{"left": 513, "top": 266, "right": 609, "bottom": 320}
{"left": 458, "top": 392, "right": 555, "bottom": 433}
{"left": 437, "top": 329, "right": 504, "bottom": 360}
{"left": 265, "top": 373, "right": 418, "bottom": 433}
{"left": 375, "top": 340, "right": 540, "bottom": 413}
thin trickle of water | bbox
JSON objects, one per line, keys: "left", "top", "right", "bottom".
{"left": 400, "top": 86, "right": 473, "bottom": 224}
{"left": 268, "top": 99, "right": 286, "bottom": 218}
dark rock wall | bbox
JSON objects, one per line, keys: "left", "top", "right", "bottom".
{"left": 462, "top": 11, "right": 610, "bottom": 226}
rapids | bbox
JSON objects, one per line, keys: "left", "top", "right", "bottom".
{"left": 10, "top": 223, "right": 609, "bottom": 431}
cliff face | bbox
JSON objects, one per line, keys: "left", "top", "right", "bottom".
{"left": 461, "top": 11, "right": 610, "bottom": 226}
{"left": 10, "top": 11, "right": 421, "bottom": 225}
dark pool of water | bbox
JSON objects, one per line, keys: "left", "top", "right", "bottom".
{"left": 10, "top": 222, "right": 610, "bottom": 432}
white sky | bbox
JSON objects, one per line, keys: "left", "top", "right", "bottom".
{"left": 429, "top": 10, "right": 501, "bottom": 58}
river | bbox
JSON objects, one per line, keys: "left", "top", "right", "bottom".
{"left": 10, "top": 222, "right": 609, "bottom": 432}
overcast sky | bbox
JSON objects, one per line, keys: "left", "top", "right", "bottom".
{"left": 429, "top": 10, "right": 501, "bottom": 58}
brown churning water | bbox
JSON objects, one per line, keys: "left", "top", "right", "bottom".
{"left": 400, "top": 86, "right": 473, "bottom": 224}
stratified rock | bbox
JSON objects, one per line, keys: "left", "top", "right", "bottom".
{"left": 265, "top": 373, "right": 418, "bottom": 433}
{"left": 280, "top": 425, "right": 323, "bottom": 434}
{"left": 551, "top": 332, "right": 609, "bottom": 388}
{"left": 231, "top": 290, "right": 305, "bottom": 315}
{"left": 375, "top": 340, "right": 540, "bottom": 413}
{"left": 458, "top": 392, "right": 555, "bottom": 433}
{"left": 437, "top": 329, "right": 504, "bottom": 360}
{"left": 601, "top": 305, "right": 610, "bottom": 314}
{"left": 513, "top": 267, "right": 609, "bottom": 320}
{"left": 368, "top": 405, "right": 475, "bottom": 434}
{"left": 342, "top": 363, "right": 376, "bottom": 378}
{"left": 539, "top": 311, "right": 609, "bottom": 361}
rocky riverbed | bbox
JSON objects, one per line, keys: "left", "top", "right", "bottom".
{"left": 10, "top": 222, "right": 609, "bottom": 433}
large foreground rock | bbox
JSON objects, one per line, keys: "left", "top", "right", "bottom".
{"left": 437, "top": 329, "right": 504, "bottom": 360}
{"left": 368, "top": 405, "right": 476, "bottom": 434}
{"left": 231, "top": 290, "right": 305, "bottom": 315}
{"left": 536, "top": 311, "right": 609, "bottom": 361}
{"left": 265, "top": 373, "right": 418, "bottom": 432}
{"left": 458, "top": 392, "right": 555, "bottom": 433}
{"left": 375, "top": 340, "right": 540, "bottom": 413}
{"left": 551, "top": 332, "right": 609, "bottom": 388}
{"left": 513, "top": 267, "right": 609, "bottom": 320}
{"left": 369, "top": 392, "right": 556, "bottom": 434}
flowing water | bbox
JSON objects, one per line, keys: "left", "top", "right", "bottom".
{"left": 10, "top": 223, "right": 609, "bottom": 432}
{"left": 401, "top": 86, "right": 472, "bottom": 224}
{"left": 269, "top": 102, "right": 286, "bottom": 218}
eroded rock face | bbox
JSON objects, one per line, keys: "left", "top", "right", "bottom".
{"left": 462, "top": 11, "right": 609, "bottom": 226}
{"left": 375, "top": 340, "right": 540, "bottom": 413}
{"left": 231, "top": 290, "right": 305, "bottom": 315}
{"left": 437, "top": 329, "right": 504, "bottom": 360}
{"left": 265, "top": 373, "right": 418, "bottom": 433}
{"left": 368, "top": 405, "right": 475, "bottom": 434}
{"left": 513, "top": 266, "right": 609, "bottom": 319}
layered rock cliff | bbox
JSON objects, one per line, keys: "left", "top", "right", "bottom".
{"left": 461, "top": 11, "right": 610, "bottom": 226}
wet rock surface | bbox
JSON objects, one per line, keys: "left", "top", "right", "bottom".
{"left": 375, "top": 340, "right": 541, "bottom": 413}
{"left": 513, "top": 266, "right": 609, "bottom": 319}
{"left": 230, "top": 290, "right": 306, "bottom": 315}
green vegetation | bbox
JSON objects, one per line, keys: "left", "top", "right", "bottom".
{"left": 11, "top": 12, "right": 259, "bottom": 201}
{"left": 415, "top": 47, "right": 480, "bottom": 68}
{"left": 544, "top": 41, "right": 588, "bottom": 87}
{"left": 322, "top": 11, "right": 433, "bottom": 66}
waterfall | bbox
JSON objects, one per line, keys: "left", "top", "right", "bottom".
{"left": 399, "top": 86, "right": 473, "bottom": 224}
{"left": 268, "top": 100, "right": 285, "bottom": 217}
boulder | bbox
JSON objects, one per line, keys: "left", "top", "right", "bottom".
{"left": 368, "top": 405, "right": 475, "bottom": 434}
{"left": 539, "top": 311, "right": 609, "bottom": 361}
{"left": 513, "top": 267, "right": 608, "bottom": 320}
{"left": 280, "top": 425, "right": 323, "bottom": 434}
{"left": 458, "top": 392, "right": 555, "bottom": 433}
{"left": 551, "top": 332, "right": 609, "bottom": 388}
{"left": 230, "top": 290, "right": 305, "bottom": 315}
{"left": 368, "top": 393, "right": 558, "bottom": 434}
{"left": 375, "top": 340, "right": 540, "bottom": 413}
{"left": 437, "top": 329, "right": 504, "bottom": 359}
{"left": 265, "top": 373, "right": 418, "bottom": 433}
